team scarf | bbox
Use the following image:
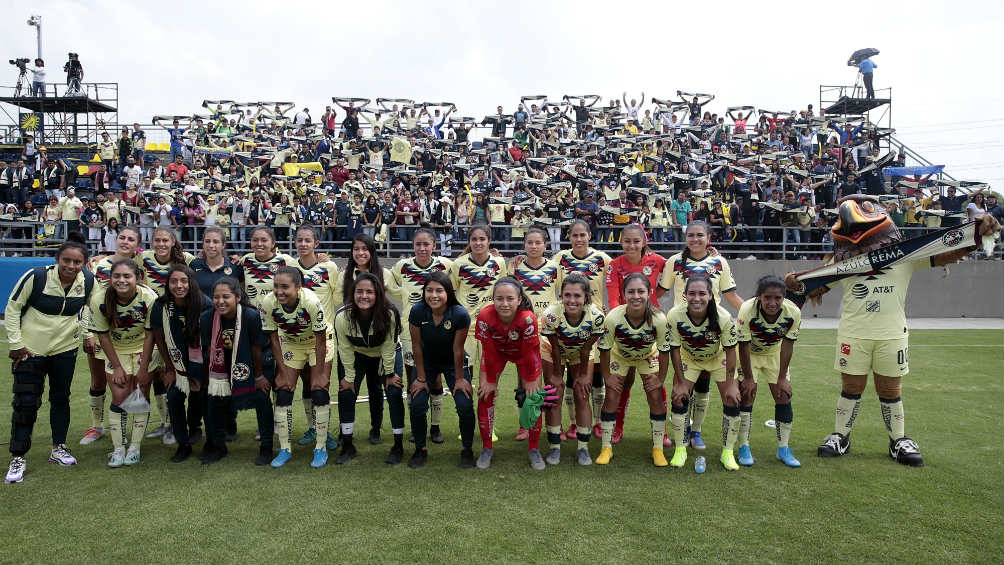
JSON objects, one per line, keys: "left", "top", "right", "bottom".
{"left": 787, "top": 221, "right": 979, "bottom": 307}
{"left": 205, "top": 305, "right": 256, "bottom": 409}
{"left": 161, "top": 301, "right": 191, "bottom": 396}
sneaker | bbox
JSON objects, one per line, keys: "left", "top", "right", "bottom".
{"left": 595, "top": 446, "right": 613, "bottom": 465}
{"left": 611, "top": 426, "right": 624, "bottom": 445}
{"left": 146, "top": 424, "right": 167, "bottom": 439}
{"left": 514, "top": 428, "right": 529, "bottom": 441}
{"left": 476, "top": 448, "right": 493, "bottom": 469}
{"left": 889, "top": 437, "right": 924, "bottom": 467}
{"left": 108, "top": 447, "right": 126, "bottom": 468}
{"left": 49, "top": 444, "right": 78, "bottom": 466}
{"left": 776, "top": 446, "right": 801, "bottom": 468}
{"left": 566, "top": 424, "right": 578, "bottom": 439}
{"left": 270, "top": 448, "right": 293, "bottom": 468}
{"left": 162, "top": 431, "right": 177, "bottom": 446}
{"left": 528, "top": 449, "right": 546, "bottom": 471}
{"left": 670, "top": 447, "right": 687, "bottom": 468}
{"left": 459, "top": 449, "right": 476, "bottom": 469}
{"left": 254, "top": 448, "right": 272, "bottom": 466}
{"left": 335, "top": 443, "right": 358, "bottom": 465}
{"left": 171, "top": 444, "right": 193, "bottom": 463}
{"left": 190, "top": 429, "right": 205, "bottom": 445}
{"left": 124, "top": 445, "right": 141, "bottom": 466}
{"left": 817, "top": 433, "right": 851, "bottom": 458}
{"left": 652, "top": 448, "right": 669, "bottom": 467}
{"left": 429, "top": 425, "right": 444, "bottom": 444}
{"left": 325, "top": 434, "right": 339, "bottom": 452}
{"left": 408, "top": 449, "right": 428, "bottom": 469}
{"left": 369, "top": 429, "right": 382, "bottom": 445}
{"left": 592, "top": 423, "right": 602, "bottom": 439}
{"left": 385, "top": 444, "right": 404, "bottom": 465}
{"left": 720, "top": 449, "right": 739, "bottom": 471}
{"left": 576, "top": 448, "right": 593, "bottom": 466}
{"left": 79, "top": 426, "right": 105, "bottom": 445}
{"left": 689, "top": 431, "right": 706, "bottom": 450}
{"left": 298, "top": 428, "right": 317, "bottom": 446}
{"left": 737, "top": 445, "right": 755, "bottom": 466}
{"left": 545, "top": 447, "right": 561, "bottom": 465}
{"left": 310, "top": 448, "right": 328, "bottom": 468}
{"left": 5, "top": 457, "right": 26, "bottom": 483}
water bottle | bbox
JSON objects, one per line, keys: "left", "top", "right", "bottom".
{"left": 695, "top": 456, "right": 706, "bottom": 474}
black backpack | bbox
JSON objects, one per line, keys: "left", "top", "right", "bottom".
{"left": 24, "top": 265, "right": 95, "bottom": 315}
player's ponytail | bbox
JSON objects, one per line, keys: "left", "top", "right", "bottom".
{"left": 494, "top": 276, "right": 533, "bottom": 312}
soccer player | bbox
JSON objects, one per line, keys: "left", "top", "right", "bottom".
{"left": 407, "top": 272, "right": 474, "bottom": 468}
{"left": 5, "top": 234, "right": 94, "bottom": 483}
{"left": 667, "top": 276, "right": 740, "bottom": 470}
{"left": 604, "top": 223, "right": 670, "bottom": 447}
{"left": 333, "top": 273, "right": 405, "bottom": 465}
{"left": 89, "top": 260, "right": 161, "bottom": 467}
{"left": 736, "top": 275, "right": 802, "bottom": 468}
{"left": 657, "top": 221, "right": 744, "bottom": 451}
{"left": 595, "top": 273, "right": 671, "bottom": 467}
{"left": 540, "top": 274, "right": 605, "bottom": 465}
{"left": 238, "top": 227, "right": 297, "bottom": 313}
{"left": 79, "top": 226, "right": 141, "bottom": 446}
{"left": 474, "top": 277, "right": 545, "bottom": 470}
{"left": 260, "top": 267, "right": 332, "bottom": 468}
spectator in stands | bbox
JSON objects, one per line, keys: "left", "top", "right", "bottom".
{"left": 986, "top": 194, "right": 1003, "bottom": 224}
{"left": 117, "top": 127, "right": 133, "bottom": 180}
{"left": 130, "top": 123, "right": 146, "bottom": 163}
{"left": 940, "top": 185, "right": 967, "bottom": 226}
{"left": 166, "top": 155, "right": 189, "bottom": 181}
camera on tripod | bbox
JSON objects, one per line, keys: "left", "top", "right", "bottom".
{"left": 9, "top": 58, "right": 29, "bottom": 70}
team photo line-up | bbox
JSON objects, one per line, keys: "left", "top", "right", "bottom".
{"left": 5, "top": 205, "right": 999, "bottom": 482}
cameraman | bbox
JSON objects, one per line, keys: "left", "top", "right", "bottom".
{"left": 30, "top": 59, "right": 45, "bottom": 97}
{"left": 63, "top": 53, "right": 82, "bottom": 93}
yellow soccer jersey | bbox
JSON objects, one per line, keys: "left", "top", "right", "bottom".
{"left": 449, "top": 253, "right": 508, "bottom": 316}
{"left": 837, "top": 259, "right": 929, "bottom": 340}
{"left": 598, "top": 304, "right": 670, "bottom": 362}
{"left": 667, "top": 303, "right": 738, "bottom": 361}
{"left": 554, "top": 248, "right": 612, "bottom": 310}
{"left": 334, "top": 306, "right": 401, "bottom": 382}
{"left": 135, "top": 250, "right": 195, "bottom": 297}
{"left": 736, "top": 298, "right": 801, "bottom": 355}
{"left": 391, "top": 256, "right": 453, "bottom": 322}
{"left": 90, "top": 255, "right": 120, "bottom": 288}
{"left": 334, "top": 266, "right": 397, "bottom": 309}
{"left": 540, "top": 303, "right": 605, "bottom": 361}
{"left": 88, "top": 285, "right": 158, "bottom": 355}
{"left": 239, "top": 252, "right": 296, "bottom": 310}
{"left": 658, "top": 252, "right": 737, "bottom": 306}
{"left": 512, "top": 258, "right": 560, "bottom": 318}
{"left": 294, "top": 259, "right": 340, "bottom": 329}
{"left": 261, "top": 288, "right": 327, "bottom": 349}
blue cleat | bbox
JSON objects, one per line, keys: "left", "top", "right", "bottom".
{"left": 689, "top": 431, "right": 706, "bottom": 450}
{"left": 297, "top": 428, "right": 316, "bottom": 446}
{"left": 325, "top": 434, "right": 339, "bottom": 451}
{"left": 776, "top": 446, "right": 801, "bottom": 468}
{"left": 270, "top": 449, "right": 292, "bottom": 468}
{"left": 310, "top": 448, "right": 328, "bottom": 468}
{"left": 738, "top": 445, "right": 755, "bottom": 466}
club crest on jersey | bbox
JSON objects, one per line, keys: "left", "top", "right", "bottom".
{"left": 224, "top": 267, "right": 233, "bottom": 275}
{"left": 443, "top": 320, "right": 452, "bottom": 330}
{"left": 642, "top": 265, "right": 652, "bottom": 276}
{"left": 508, "top": 330, "right": 519, "bottom": 341}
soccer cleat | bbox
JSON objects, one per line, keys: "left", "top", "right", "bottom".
{"left": 270, "top": 448, "right": 293, "bottom": 468}
{"left": 79, "top": 426, "right": 105, "bottom": 445}
{"left": 124, "top": 446, "right": 141, "bottom": 466}
{"left": 652, "top": 448, "right": 669, "bottom": 467}
{"left": 162, "top": 430, "right": 177, "bottom": 446}
{"left": 369, "top": 429, "right": 382, "bottom": 445}
{"left": 476, "top": 448, "right": 493, "bottom": 469}
{"left": 254, "top": 448, "right": 272, "bottom": 467}
{"left": 49, "top": 444, "right": 78, "bottom": 466}
{"left": 514, "top": 428, "right": 529, "bottom": 441}
{"left": 5, "top": 457, "right": 26, "bottom": 483}
{"left": 297, "top": 428, "right": 317, "bottom": 446}
{"left": 737, "top": 445, "right": 755, "bottom": 466}
{"left": 310, "top": 449, "right": 328, "bottom": 468}
{"left": 335, "top": 443, "right": 358, "bottom": 465}
{"left": 689, "top": 431, "right": 706, "bottom": 450}
{"left": 576, "top": 448, "right": 593, "bottom": 466}
{"left": 108, "top": 447, "right": 126, "bottom": 468}
{"left": 459, "top": 449, "right": 476, "bottom": 469}
{"left": 670, "top": 447, "right": 687, "bottom": 468}
{"left": 545, "top": 447, "right": 561, "bottom": 465}
{"left": 528, "top": 449, "right": 546, "bottom": 471}
{"left": 611, "top": 426, "right": 624, "bottom": 445}
{"left": 776, "top": 446, "right": 801, "bottom": 468}
{"left": 889, "top": 437, "right": 924, "bottom": 467}
{"left": 385, "top": 444, "right": 404, "bottom": 465}
{"left": 595, "top": 446, "right": 613, "bottom": 465}
{"left": 171, "top": 444, "right": 193, "bottom": 463}
{"left": 146, "top": 424, "right": 167, "bottom": 439}
{"left": 429, "top": 425, "right": 444, "bottom": 444}
{"left": 408, "top": 449, "right": 428, "bottom": 469}
{"left": 817, "top": 433, "right": 851, "bottom": 458}
{"left": 592, "top": 423, "right": 602, "bottom": 439}
{"left": 566, "top": 424, "right": 578, "bottom": 439}
{"left": 325, "top": 434, "right": 339, "bottom": 451}
{"left": 720, "top": 449, "right": 739, "bottom": 471}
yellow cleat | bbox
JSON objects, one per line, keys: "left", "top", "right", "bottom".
{"left": 670, "top": 447, "right": 687, "bottom": 468}
{"left": 652, "top": 448, "right": 668, "bottom": 467}
{"left": 595, "top": 446, "right": 613, "bottom": 465}
{"left": 720, "top": 449, "right": 739, "bottom": 471}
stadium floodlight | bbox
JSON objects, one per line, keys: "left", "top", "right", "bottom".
{"left": 27, "top": 15, "right": 42, "bottom": 60}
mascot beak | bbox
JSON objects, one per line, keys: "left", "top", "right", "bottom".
{"left": 831, "top": 197, "right": 892, "bottom": 245}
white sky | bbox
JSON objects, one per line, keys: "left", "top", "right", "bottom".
{"left": 2, "top": 0, "right": 1002, "bottom": 193}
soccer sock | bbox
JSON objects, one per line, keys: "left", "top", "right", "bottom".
{"left": 738, "top": 405, "right": 753, "bottom": 447}
{"left": 274, "top": 404, "right": 292, "bottom": 451}
{"left": 89, "top": 389, "right": 105, "bottom": 429}
{"left": 576, "top": 429, "right": 591, "bottom": 451}
{"left": 393, "top": 432, "right": 403, "bottom": 448}
{"left": 775, "top": 403, "right": 793, "bottom": 448}
{"left": 722, "top": 406, "right": 740, "bottom": 451}
{"left": 109, "top": 405, "right": 127, "bottom": 450}
{"left": 670, "top": 402, "right": 688, "bottom": 446}
{"left": 155, "top": 393, "right": 170, "bottom": 428}
{"left": 302, "top": 397, "right": 314, "bottom": 430}
{"left": 879, "top": 396, "right": 905, "bottom": 440}
{"left": 650, "top": 413, "right": 666, "bottom": 449}
{"left": 615, "top": 389, "right": 629, "bottom": 431}
{"left": 691, "top": 391, "right": 710, "bottom": 433}
{"left": 835, "top": 391, "right": 862, "bottom": 437}
{"left": 563, "top": 385, "right": 575, "bottom": 426}
{"left": 340, "top": 422, "right": 355, "bottom": 437}
{"left": 599, "top": 411, "right": 616, "bottom": 448}
{"left": 131, "top": 411, "right": 149, "bottom": 448}
{"left": 528, "top": 415, "right": 542, "bottom": 451}
{"left": 591, "top": 386, "right": 605, "bottom": 426}
{"left": 477, "top": 395, "right": 495, "bottom": 449}
{"left": 430, "top": 393, "right": 444, "bottom": 426}
{"left": 547, "top": 425, "right": 562, "bottom": 449}
{"left": 314, "top": 405, "right": 330, "bottom": 450}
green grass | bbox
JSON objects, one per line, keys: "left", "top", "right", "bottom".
{"left": 0, "top": 329, "right": 1002, "bottom": 564}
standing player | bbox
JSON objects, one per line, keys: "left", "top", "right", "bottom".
{"left": 736, "top": 275, "right": 802, "bottom": 468}
{"left": 667, "top": 276, "right": 740, "bottom": 470}
{"left": 595, "top": 273, "right": 671, "bottom": 467}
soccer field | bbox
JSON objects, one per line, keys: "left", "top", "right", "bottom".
{"left": 1, "top": 328, "right": 1001, "bottom": 565}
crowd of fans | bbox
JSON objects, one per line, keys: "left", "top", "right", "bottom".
{"left": 1, "top": 92, "right": 1000, "bottom": 258}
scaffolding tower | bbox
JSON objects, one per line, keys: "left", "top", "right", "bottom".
{"left": 0, "top": 82, "right": 118, "bottom": 145}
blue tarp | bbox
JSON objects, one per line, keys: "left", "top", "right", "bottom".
{"left": 883, "top": 165, "right": 944, "bottom": 177}
{"left": 0, "top": 257, "right": 56, "bottom": 315}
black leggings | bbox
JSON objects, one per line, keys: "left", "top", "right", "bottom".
{"left": 337, "top": 352, "right": 404, "bottom": 434}
{"left": 409, "top": 361, "right": 474, "bottom": 450}
{"left": 9, "top": 349, "right": 78, "bottom": 456}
